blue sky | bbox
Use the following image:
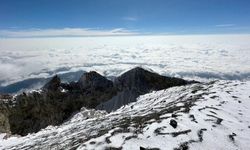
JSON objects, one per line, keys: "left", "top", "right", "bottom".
{"left": 0, "top": 0, "right": 250, "bottom": 37}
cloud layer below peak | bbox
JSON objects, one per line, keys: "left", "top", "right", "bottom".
{"left": 0, "top": 34, "right": 250, "bottom": 87}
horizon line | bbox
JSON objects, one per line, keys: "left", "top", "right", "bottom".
{"left": 1, "top": 27, "right": 250, "bottom": 38}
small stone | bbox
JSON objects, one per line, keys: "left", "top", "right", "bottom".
{"left": 170, "top": 119, "right": 178, "bottom": 128}
{"left": 140, "top": 147, "right": 146, "bottom": 150}
{"left": 139, "top": 146, "right": 160, "bottom": 150}
{"left": 89, "top": 141, "right": 96, "bottom": 145}
{"left": 232, "top": 96, "right": 238, "bottom": 99}
{"left": 228, "top": 133, "right": 237, "bottom": 142}
{"left": 171, "top": 114, "right": 177, "bottom": 118}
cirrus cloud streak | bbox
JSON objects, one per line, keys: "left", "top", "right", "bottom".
{"left": 0, "top": 28, "right": 138, "bottom": 38}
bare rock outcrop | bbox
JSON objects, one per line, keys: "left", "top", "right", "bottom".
{"left": 0, "top": 67, "right": 196, "bottom": 136}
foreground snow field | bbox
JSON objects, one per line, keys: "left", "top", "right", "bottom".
{"left": 1, "top": 80, "right": 250, "bottom": 150}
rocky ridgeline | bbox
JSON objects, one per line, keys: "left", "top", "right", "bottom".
{"left": 0, "top": 67, "right": 196, "bottom": 136}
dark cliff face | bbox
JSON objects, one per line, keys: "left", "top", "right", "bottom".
{"left": 43, "top": 75, "right": 61, "bottom": 91}
{"left": 1, "top": 71, "right": 116, "bottom": 136}
{"left": 0, "top": 67, "right": 196, "bottom": 136}
{"left": 96, "top": 67, "right": 190, "bottom": 112}
{"left": 78, "top": 71, "right": 113, "bottom": 90}
{"left": 115, "top": 67, "right": 188, "bottom": 91}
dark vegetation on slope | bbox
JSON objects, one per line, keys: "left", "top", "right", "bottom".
{"left": 0, "top": 67, "right": 197, "bottom": 136}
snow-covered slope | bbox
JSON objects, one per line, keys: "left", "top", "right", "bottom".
{"left": 1, "top": 80, "right": 250, "bottom": 150}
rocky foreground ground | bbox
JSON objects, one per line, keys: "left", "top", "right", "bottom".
{"left": 0, "top": 79, "right": 250, "bottom": 150}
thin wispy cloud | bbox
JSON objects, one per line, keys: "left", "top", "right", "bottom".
{"left": 0, "top": 28, "right": 138, "bottom": 38}
{"left": 122, "top": 17, "right": 137, "bottom": 21}
{"left": 215, "top": 24, "right": 235, "bottom": 27}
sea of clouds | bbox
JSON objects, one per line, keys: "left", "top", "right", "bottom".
{"left": 0, "top": 34, "right": 250, "bottom": 86}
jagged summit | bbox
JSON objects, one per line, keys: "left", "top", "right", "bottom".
{"left": 115, "top": 67, "right": 188, "bottom": 91}
{"left": 115, "top": 67, "right": 152, "bottom": 90}
{"left": 78, "top": 71, "right": 113, "bottom": 90}
{"left": 43, "top": 75, "right": 61, "bottom": 91}
{"left": 0, "top": 67, "right": 195, "bottom": 136}
{"left": 97, "top": 67, "right": 192, "bottom": 112}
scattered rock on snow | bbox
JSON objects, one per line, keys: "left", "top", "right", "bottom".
{"left": 228, "top": 133, "right": 237, "bottom": 142}
{"left": 170, "top": 119, "right": 178, "bottom": 128}
{"left": 140, "top": 146, "right": 160, "bottom": 150}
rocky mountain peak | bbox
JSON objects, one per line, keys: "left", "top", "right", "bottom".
{"left": 0, "top": 67, "right": 196, "bottom": 136}
{"left": 114, "top": 67, "right": 188, "bottom": 91}
{"left": 115, "top": 67, "right": 155, "bottom": 90}
{"left": 97, "top": 67, "right": 191, "bottom": 112}
{"left": 43, "top": 75, "right": 61, "bottom": 91}
{"left": 78, "top": 71, "right": 113, "bottom": 90}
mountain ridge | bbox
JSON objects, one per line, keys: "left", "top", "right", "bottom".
{"left": 0, "top": 67, "right": 195, "bottom": 136}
